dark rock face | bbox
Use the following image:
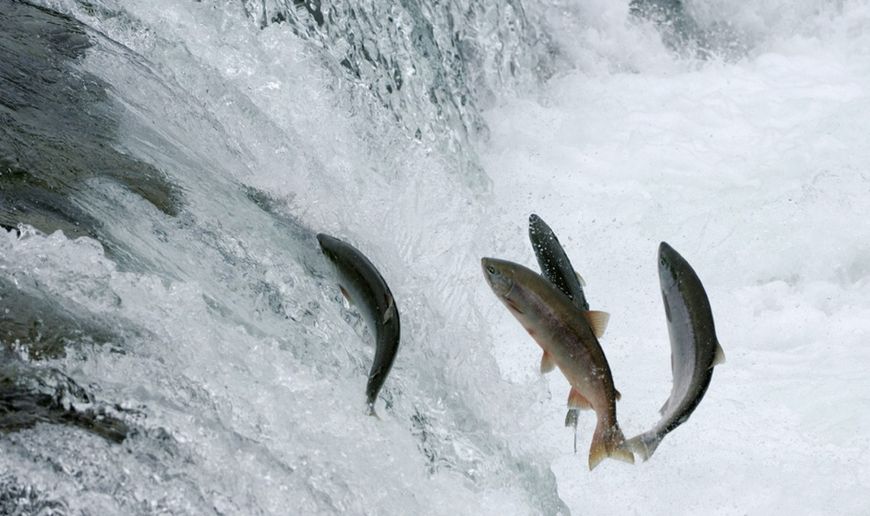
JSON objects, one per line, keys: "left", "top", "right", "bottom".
{"left": 630, "top": 0, "right": 698, "bottom": 50}
{"left": 0, "top": 0, "right": 182, "bottom": 246}
{"left": 0, "top": 358, "right": 131, "bottom": 444}
{"left": 630, "top": 0, "right": 746, "bottom": 60}
{"left": 0, "top": 277, "right": 119, "bottom": 360}
{"left": 0, "top": 1, "right": 161, "bottom": 445}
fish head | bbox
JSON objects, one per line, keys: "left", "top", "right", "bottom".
{"left": 317, "top": 233, "right": 342, "bottom": 262}
{"left": 527, "top": 213, "right": 554, "bottom": 242}
{"left": 658, "top": 241, "right": 687, "bottom": 289}
{"left": 481, "top": 257, "right": 516, "bottom": 298}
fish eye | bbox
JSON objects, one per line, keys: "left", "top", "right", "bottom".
{"left": 486, "top": 265, "right": 496, "bottom": 275}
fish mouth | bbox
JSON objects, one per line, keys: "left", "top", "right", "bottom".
{"left": 316, "top": 233, "right": 334, "bottom": 248}
{"left": 658, "top": 242, "right": 678, "bottom": 276}
{"left": 528, "top": 213, "right": 546, "bottom": 235}
{"left": 659, "top": 242, "right": 679, "bottom": 262}
{"left": 659, "top": 241, "right": 678, "bottom": 260}
{"left": 317, "top": 233, "right": 341, "bottom": 261}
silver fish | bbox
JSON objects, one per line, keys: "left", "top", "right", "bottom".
{"left": 626, "top": 242, "right": 725, "bottom": 460}
{"left": 317, "top": 233, "right": 401, "bottom": 416}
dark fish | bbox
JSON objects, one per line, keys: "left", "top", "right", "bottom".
{"left": 317, "top": 233, "right": 400, "bottom": 416}
{"left": 482, "top": 258, "right": 632, "bottom": 470}
{"left": 626, "top": 242, "right": 725, "bottom": 460}
{"left": 528, "top": 213, "right": 609, "bottom": 451}
{"left": 528, "top": 214, "right": 590, "bottom": 312}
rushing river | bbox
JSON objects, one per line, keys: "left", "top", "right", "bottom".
{"left": 2, "top": 0, "right": 869, "bottom": 514}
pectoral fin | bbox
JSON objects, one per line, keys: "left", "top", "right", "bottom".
{"left": 339, "top": 285, "right": 352, "bottom": 303}
{"left": 575, "top": 271, "right": 586, "bottom": 287}
{"left": 584, "top": 310, "right": 610, "bottom": 338}
{"left": 540, "top": 351, "right": 556, "bottom": 374}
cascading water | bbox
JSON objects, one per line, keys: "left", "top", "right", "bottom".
{"left": 3, "top": 0, "right": 870, "bottom": 514}
{"left": 1, "top": 0, "right": 569, "bottom": 513}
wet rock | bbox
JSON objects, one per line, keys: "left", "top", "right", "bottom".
{"left": 0, "top": 1, "right": 182, "bottom": 249}
{"left": 0, "top": 360, "right": 130, "bottom": 444}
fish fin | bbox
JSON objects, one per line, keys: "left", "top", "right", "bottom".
{"left": 567, "top": 388, "right": 593, "bottom": 410}
{"left": 711, "top": 342, "right": 726, "bottom": 367}
{"left": 614, "top": 388, "right": 621, "bottom": 401}
{"left": 382, "top": 293, "right": 395, "bottom": 324}
{"left": 659, "top": 398, "right": 670, "bottom": 415}
{"left": 625, "top": 432, "right": 660, "bottom": 462}
{"left": 575, "top": 270, "right": 586, "bottom": 287}
{"left": 610, "top": 444, "right": 636, "bottom": 465}
{"left": 565, "top": 408, "right": 579, "bottom": 428}
{"left": 540, "top": 351, "right": 556, "bottom": 374}
{"left": 339, "top": 285, "right": 352, "bottom": 303}
{"left": 588, "top": 420, "right": 635, "bottom": 470}
{"left": 565, "top": 409, "right": 580, "bottom": 454}
{"left": 366, "top": 402, "right": 380, "bottom": 419}
{"left": 588, "top": 439, "right": 606, "bottom": 470}
{"left": 584, "top": 310, "right": 610, "bottom": 338}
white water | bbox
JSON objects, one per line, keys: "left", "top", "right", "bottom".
{"left": 2, "top": 0, "right": 869, "bottom": 514}
{"left": 484, "top": 1, "right": 870, "bottom": 513}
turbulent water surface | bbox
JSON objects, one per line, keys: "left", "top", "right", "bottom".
{"left": 1, "top": 0, "right": 869, "bottom": 514}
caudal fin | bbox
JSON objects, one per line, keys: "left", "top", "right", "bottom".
{"left": 625, "top": 432, "right": 661, "bottom": 462}
{"left": 588, "top": 419, "right": 635, "bottom": 470}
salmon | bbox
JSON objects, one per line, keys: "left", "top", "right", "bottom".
{"left": 481, "top": 257, "right": 633, "bottom": 469}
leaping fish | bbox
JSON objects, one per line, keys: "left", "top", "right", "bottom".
{"left": 528, "top": 214, "right": 591, "bottom": 312}
{"left": 528, "top": 213, "right": 608, "bottom": 450}
{"left": 317, "top": 233, "right": 401, "bottom": 417}
{"left": 626, "top": 242, "right": 725, "bottom": 460}
{"left": 481, "top": 257, "right": 633, "bottom": 469}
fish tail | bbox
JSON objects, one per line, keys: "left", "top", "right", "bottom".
{"left": 588, "top": 419, "right": 635, "bottom": 470}
{"left": 625, "top": 432, "right": 661, "bottom": 462}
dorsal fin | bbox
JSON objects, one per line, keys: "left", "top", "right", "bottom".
{"left": 659, "top": 398, "right": 671, "bottom": 415}
{"left": 584, "top": 310, "right": 610, "bottom": 338}
{"left": 614, "top": 388, "right": 621, "bottom": 401}
{"left": 382, "top": 293, "right": 395, "bottom": 324}
{"left": 711, "top": 342, "right": 726, "bottom": 367}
